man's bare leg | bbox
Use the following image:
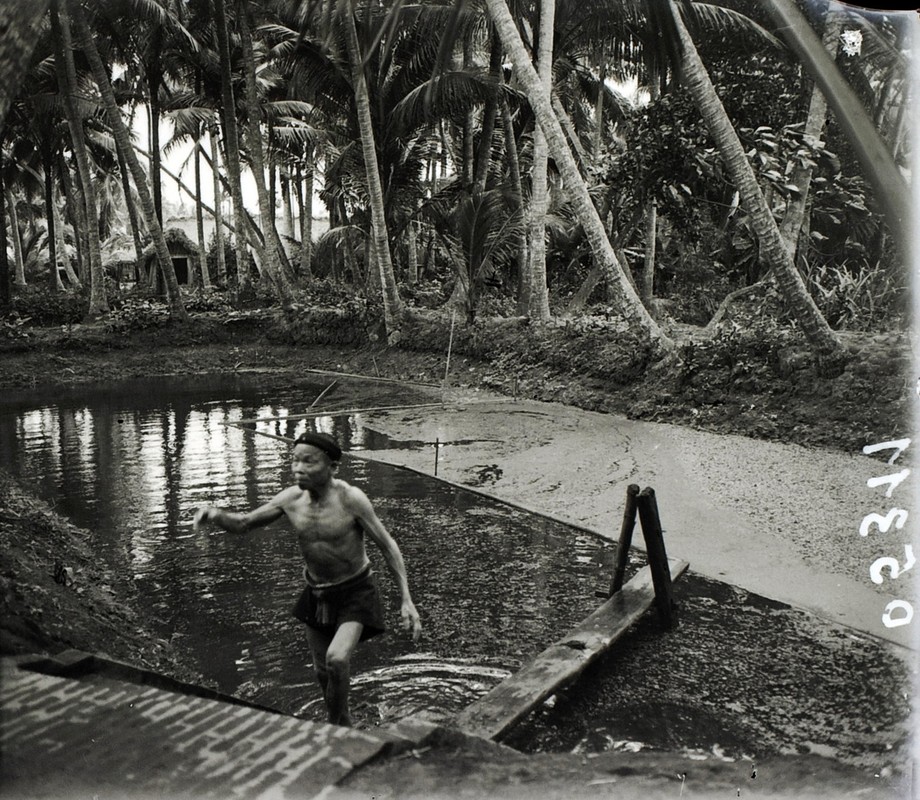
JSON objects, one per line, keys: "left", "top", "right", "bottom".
{"left": 305, "top": 627, "right": 333, "bottom": 699}
{"left": 317, "top": 621, "right": 364, "bottom": 726}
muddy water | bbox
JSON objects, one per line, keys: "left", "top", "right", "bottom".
{"left": 0, "top": 375, "right": 618, "bottom": 722}
{"left": 0, "top": 375, "right": 910, "bottom": 771}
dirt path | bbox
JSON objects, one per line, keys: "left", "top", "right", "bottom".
{"left": 355, "top": 390, "right": 916, "bottom": 652}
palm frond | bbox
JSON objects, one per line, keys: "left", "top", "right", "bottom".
{"left": 390, "top": 70, "right": 500, "bottom": 135}
{"left": 687, "top": 3, "right": 784, "bottom": 51}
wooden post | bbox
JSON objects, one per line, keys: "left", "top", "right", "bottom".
{"left": 636, "top": 487, "right": 677, "bottom": 628}
{"left": 608, "top": 484, "right": 640, "bottom": 596}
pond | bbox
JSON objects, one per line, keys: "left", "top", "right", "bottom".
{"left": 0, "top": 373, "right": 910, "bottom": 772}
{"left": 0, "top": 374, "right": 620, "bottom": 725}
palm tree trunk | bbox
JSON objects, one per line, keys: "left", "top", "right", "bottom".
{"left": 44, "top": 158, "right": 63, "bottom": 293}
{"left": 342, "top": 3, "right": 403, "bottom": 341}
{"left": 206, "top": 122, "right": 228, "bottom": 285}
{"left": 0, "top": 161, "right": 9, "bottom": 310}
{"left": 297, "top": 156, "right": 314, "bottom": 279}
{"left": 58, "top": 154, "right": 86, "bottom": 284}
{"left": 237, "top": 1, "right": 295, "bottom": 305}
{"left": 484, "top": 0, "right": 670, "bottom": 348}
{"left": 51, "top": 0, "right": 107, "bottom": 317}
{"left": 670, "top": 1, "right": 839, "bottom": 354}
{"left": 53, "top": 192, "right": 80, "bottom": 288}
{"left": 147, "top": 28, "right": 164, "bottom": 226}
{"left": 641, "top": 200, "right": 656, "bottom": 306}
{"left": 552, "top": 92, "right": 588, "bottom": 170}
{"left": 194, "top": 129, "right": 210, "bottom": 289}
{"left": 473, "top": 29, "right": 503, "bottom": 194}
{"left": 593, "top": 56, "right": 605, "bottom": 160}
{"left": 213, "top": 0, "right": 252, "bottom": 299}
{"left": 406, "top": 219, "right": 418, "bottom": 285}
{"left": 7, "top": 191, "right": 25, "bottom": 285}
{"left": 527, "top": 0, "right": 555, "bottom": 322}
{"left": 112, "top": 128, "right": 145, "bottom": 276}
{"left": 501, "top": 92, "right": 530, "bottom": 315}
{"left": 70, "top": 0, "right": 187, "bottom": 321}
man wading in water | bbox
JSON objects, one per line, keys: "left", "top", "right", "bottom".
{"left": 193, "top": 431, "right": 422, "bottom": 726}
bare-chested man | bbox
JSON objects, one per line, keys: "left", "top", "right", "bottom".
{"left": 193, "top": 431, "right": 421, "bottom": 726}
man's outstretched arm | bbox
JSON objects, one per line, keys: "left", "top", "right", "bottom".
{"left": 193, "top": 489, "right": 292, "bottom": 534}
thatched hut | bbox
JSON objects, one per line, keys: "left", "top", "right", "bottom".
{"left": 101, "top": 232, "right": 142, "bottom": 288}
{"left": 141, "top": 228, "right": 200, "bottom": 293}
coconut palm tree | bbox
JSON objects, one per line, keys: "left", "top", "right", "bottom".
{"left": 51, "top": 0, "right": 108, "bottom": 315}
{"left": 666, "top": 0, "right": 840, "bottom": 354}
{"left": 236, "top": 0, "right": 296, "bottom": 303}
{"left": 213, "top": 0, "right": 254, "bottom": 297}
{"left": 484, "top": 0, "right": 672, "bottom": 348}
{"left": 70, "top": 0, "right": 188, "bottom": 321}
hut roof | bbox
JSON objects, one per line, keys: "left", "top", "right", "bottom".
{"left": 141, "top": 227, "right": 200, "bottom": 264}
{"left": 101, "top": 232, "right": 138, "bottom": 265}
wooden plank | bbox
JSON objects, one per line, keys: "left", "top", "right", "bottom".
{"left": 452, "top": 557, "right": 689, "bottom": 741}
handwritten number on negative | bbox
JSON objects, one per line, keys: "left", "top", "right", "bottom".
{"left": 859, "top": 508, "right": 908, "bottom": 537}
{"left": 870, "top": 545, "right": 916, "bottom": 585}
{"left": 862, "top": 438, "right": 910, "bottom": 464}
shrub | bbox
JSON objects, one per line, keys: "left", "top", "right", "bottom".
{"left": 102, "top": 297, "right": 171, "bottom": 336}
{"left": 676, "top": 312, "right": 803, "bottom": 393}
{"left": 11, "top": 285, "right": 85, "bottom": 326}
{"left": 183, "top": 289, "right": 233, "bottom": 314}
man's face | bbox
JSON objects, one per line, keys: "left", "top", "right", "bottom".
{"left": 292, "top": 443, "right": 335, "bottom": 489}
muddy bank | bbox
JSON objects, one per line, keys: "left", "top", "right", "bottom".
{"left": 0, "top": 313, "right": 912, "bottom": 453}
{"left": 0, "top": 471, "right": 191, "bottom": 679}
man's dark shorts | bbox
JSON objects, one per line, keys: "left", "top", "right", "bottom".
{"left": 292, "top": 565, "right": 386, "bottom": 641}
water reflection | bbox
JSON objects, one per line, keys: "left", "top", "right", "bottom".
{"left": 0, "top": 375, "right": 615, "bottom": 732}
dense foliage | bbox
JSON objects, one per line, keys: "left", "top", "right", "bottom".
{"left": 0, "top": 0, "right": 911, "bottom": 354}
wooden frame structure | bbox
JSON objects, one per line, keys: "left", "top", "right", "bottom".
{"left": 453, "top": 485, "right": 687, "bottom": 741}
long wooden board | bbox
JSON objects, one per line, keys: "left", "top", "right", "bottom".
{"left": 452, "top": 557, "right": 690, "bottom": 741}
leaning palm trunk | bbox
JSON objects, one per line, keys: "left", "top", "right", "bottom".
{"left": 342, "top": 5, "right": 403, "bottom": 342}
{"left": 670, "top": 1, "right": 840, "bottom": 355}
{"left": 484, "top": 0, "right": 671, "bottom": 348}
{"left": 112, "top": 128, "right": 145, "bottom": 276}
{"left": 70, "top": 0, "right": 186, "bottom": 321}
{"left": 7, "top": 191, "right": 26, "bottom": 285}
{"left": 51, "top": 0, "right": 107, "bottom": 317}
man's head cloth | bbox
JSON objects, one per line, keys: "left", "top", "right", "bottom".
{"left": 294, "top": 432, "right": 342, "bottom": 462}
